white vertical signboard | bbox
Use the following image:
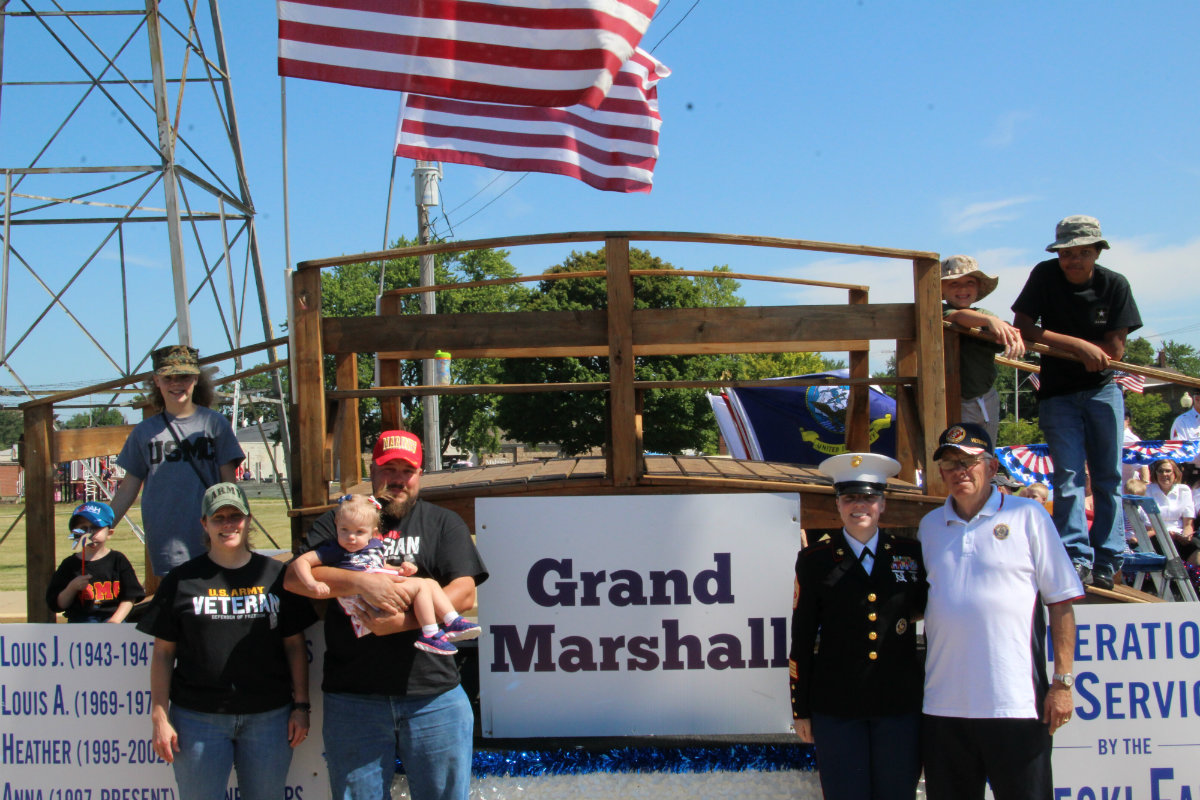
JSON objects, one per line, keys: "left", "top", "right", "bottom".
{"left": 476, "top": 493, "right": 805, "bottom": 738}
{"left": 1053, "top": 602, "right": 1200, "bottom": 799}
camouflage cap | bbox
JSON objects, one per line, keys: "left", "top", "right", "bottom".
{"left": 1046, "top": 215, "right": 1110, "bottom": 252}
{"left": 152, "top": 344, "right": 201, "bottom": 376}
{"left": 940, "top": 255, "right": 999, "bottom": 301}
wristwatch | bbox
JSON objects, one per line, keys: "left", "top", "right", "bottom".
{"left": 1052, "top": 673, "right": 1074, "bottom": 689}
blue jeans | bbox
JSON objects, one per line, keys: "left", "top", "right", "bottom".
{"left": 1039, "top": 381, "right": 1125, "bottom": 576}
{"left": 323, "top": 686, "right": 474, "bottom": 800}
{"left": 169, "top": 704, "right": 293, "bottom": 800}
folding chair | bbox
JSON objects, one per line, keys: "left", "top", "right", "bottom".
{"left": 1122, "top": 495, "right": 1198, "bottom": 602}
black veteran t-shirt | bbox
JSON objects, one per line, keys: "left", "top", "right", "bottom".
{"left": 137, "top": 553, "right": 317, "bottom": 713}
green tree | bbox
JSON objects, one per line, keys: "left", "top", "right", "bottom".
{"left": 1123, "top": 336, "right": 1154, "bottom": 366}
{"left": 1159, "top": 340, "right": 1200, "bottom": 377}
{"left": 0, "top": 409, "right": 22, "bottom": 448}
{"left": 496, "top": 249, "right": 745, "bottom": 455}
{"left": 63, "top": 408, "right": 126, "bottom": 428}
{"left": 320, "top": 239, "right": 529, "bottom": 457}
{"left": 1126, "top": 392, "right": 1172, "bottom": 440}
{"left": 996, "top": 417, "right": 1044, "bottom": 448}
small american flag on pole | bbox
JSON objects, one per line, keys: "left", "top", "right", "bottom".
{"left": 394, "top": 47, "right": 668, "bottom": 192}
{"left": 278, "top": 0, "right": 658, "bottom": 109}
{"left": 1113, "top": 370, "right": 1145, "bottom": 394}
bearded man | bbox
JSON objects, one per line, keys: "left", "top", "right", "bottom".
{"left": 285, "top": 430, "right": 488, "bottom": 800}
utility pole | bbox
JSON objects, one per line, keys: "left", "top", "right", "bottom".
{"left": 414, "top": 162, "right": 443, "bottom": 471}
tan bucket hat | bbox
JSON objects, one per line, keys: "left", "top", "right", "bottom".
{"left": 940, "top": 255, "right": 998, "bottom": 301}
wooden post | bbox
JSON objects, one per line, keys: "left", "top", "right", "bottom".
{"left": 943, "top": 327, "right": 962, "bottom": 428}
{"left": 846, "top": 288, "right": 870, "bottom": 452}
{"left": 377, "top": 293, "right": 404, "bottom": 431}
{"left": 913, "top": 257, "right": 947, "bottom": 494}
{"left": 23, "top": 404, "right": 56, "bottom": 623}
{"left": 292, "top": 267, "right": 329, "bottom": 510}
{"left": 335, "top": 352, "right": 362, "bottom": 491}
{"left": 894, "top": 339, "right": 921, "bottom": 483}
{"left": 605, "top": 237, "right": 638, "bottom": 487}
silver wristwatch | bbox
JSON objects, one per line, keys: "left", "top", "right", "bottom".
{"left": 1052, "top": 672, "right": 1074, "bottom": 688}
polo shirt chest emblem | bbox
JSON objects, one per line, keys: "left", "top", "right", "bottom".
{"left": 993, "top": 523, "right": 1010, "bottom": 540}
{"left": 890, "top": 554, "right": 918, "bottom": 582}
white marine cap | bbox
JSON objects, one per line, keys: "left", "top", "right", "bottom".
{"left": 818, "top": 452, "right": 902, "bottom": 496}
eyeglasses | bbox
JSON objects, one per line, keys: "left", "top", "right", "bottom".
{"left": 939, "top": 456, "right": 985, "bottom": 473}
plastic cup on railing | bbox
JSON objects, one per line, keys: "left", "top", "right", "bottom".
{"left": 435, "top": 351, "right": 452, "bottom": 386}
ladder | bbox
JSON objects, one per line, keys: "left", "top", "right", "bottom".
{"left": 1122, "top": 495, "right": 1198, "bottom": 602}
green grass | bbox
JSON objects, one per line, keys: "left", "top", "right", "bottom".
{"left": 0, "top": 497, "right": 297, "bottom": 593}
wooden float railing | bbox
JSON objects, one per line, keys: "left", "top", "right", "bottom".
{"left": 290, "top": 231, "right": 949, "bottom": 528}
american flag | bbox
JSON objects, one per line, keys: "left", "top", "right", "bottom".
{"left": 278, "top": 0, "right": 658, "bottom": 109}
{"left": 1113, "top": 370, "right": 1145, "bottom": 394}
{"left": 395, "top": 47, "right": 667, "bottom": 192}
{"left": 1027, "top": 372, "right": 1040, "bottom": 391}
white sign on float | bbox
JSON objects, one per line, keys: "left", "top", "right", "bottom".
{"left": 476, "top": 493, "right": 805, "bottom": 738}
{"left": 1052, "top": 603, "right": 1200, "bottom": 799}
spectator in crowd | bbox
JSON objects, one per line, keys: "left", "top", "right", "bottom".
{"left": 941, "top": 255, "right": 1025, "bottom": 444}
{"left": 1146, "top": 459, "right": 1197, "bottom": 564}
{"left": 1013, "top": 215, "right": 1142, "bottom": 590}
{"left": 1122, "top": 409, "right": 1149, "bottom": 483}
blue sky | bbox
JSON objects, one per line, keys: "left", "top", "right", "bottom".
{"left": 2, "top": 1, "right": 1198, "bottom": 396}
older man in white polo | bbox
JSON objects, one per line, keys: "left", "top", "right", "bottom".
{"left": 919, "top": 422, "right": 1083, "bottom": 800}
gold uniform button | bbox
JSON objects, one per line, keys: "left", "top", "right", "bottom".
{"left": 868, "top": 651, "right": 878, "bottom": 660}
{"left": 867, "top": 593, "right": 877, "bottom": 602}
{"left": 868, "top": 632, "right": 878, "bottom": 640}
{"left": 868, "top": 613, "right": 877, "bottom": 622}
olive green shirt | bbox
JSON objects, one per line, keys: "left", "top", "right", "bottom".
{"left": 943, "top": 302, "right": 1003, "bottom": 400}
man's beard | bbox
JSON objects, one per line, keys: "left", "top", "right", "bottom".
{"left": 378, "top": 490, "right": 417, "bottom": 519}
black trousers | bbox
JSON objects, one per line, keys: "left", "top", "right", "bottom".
{"left": 811, "top": 711, "right": 922, "bottom": 800}
{"left": 922, "top": 714, "right": 1053, "bottom": 800}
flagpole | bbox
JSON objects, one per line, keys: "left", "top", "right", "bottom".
{"left": 1014, "top": 366, "right": 1019, "bottom": 422}
{"left": 281, "top": 76, "right": 296, "bottom": 406}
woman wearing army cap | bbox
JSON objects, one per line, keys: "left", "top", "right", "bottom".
{"left": 789, "top": 452, "right": 926, "bottom": 800}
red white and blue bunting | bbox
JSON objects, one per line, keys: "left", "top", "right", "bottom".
{"left": 996, "top": 440, "right": 1200, "bottom": 486}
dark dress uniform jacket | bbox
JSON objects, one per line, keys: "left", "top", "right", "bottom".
{"left": 789, "top": 531, "right": 927, "bottom": 721}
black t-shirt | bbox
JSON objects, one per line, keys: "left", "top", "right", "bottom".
{"left": 136, "top": 553, "right": 317, "bottom": 713}
{"left": 302, "top": 499, "right": 489, "bottom": 697}
{"left": 45, "top": 550, "right": 145, "bottom": 622}
{"left": 1012, "top": 259, "right": 1142, "bottom": 399}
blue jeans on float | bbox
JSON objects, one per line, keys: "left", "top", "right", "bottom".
{"left": 169, "top": 704, "right": 293, "bottom": 800}
{"left": 323, "top": 686, "right": 474, "bottom": 800}
{"left": 1039, "top": 381, "right": 1125, "bottom": 577}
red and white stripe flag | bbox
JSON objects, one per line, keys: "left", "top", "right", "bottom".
{"left": 394, "top": 47, "right": 668, "bottom": 192}
{"left": 278, "top": 0, "right": 658, "bottom": 109}
{"left": 1113, "top": 370, "right": 1145, "bottom": 394}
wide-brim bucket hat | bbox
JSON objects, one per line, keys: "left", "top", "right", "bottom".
{"left": 940, "top": 255, "right": 998, "bottom": 301}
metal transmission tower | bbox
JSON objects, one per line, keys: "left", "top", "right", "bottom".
{"left": 0, "top": 1, "right": 288, "bottom": 452}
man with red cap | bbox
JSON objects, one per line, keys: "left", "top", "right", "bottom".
{"left": 286, "top": 430, "right": 488, "bottom": 800}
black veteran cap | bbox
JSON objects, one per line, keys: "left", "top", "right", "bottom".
{"left": 818, "top": 452, "right": 902, "bottom": 496}
{"left": 933, "top": 422, "right": 993, "bottom": 461}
